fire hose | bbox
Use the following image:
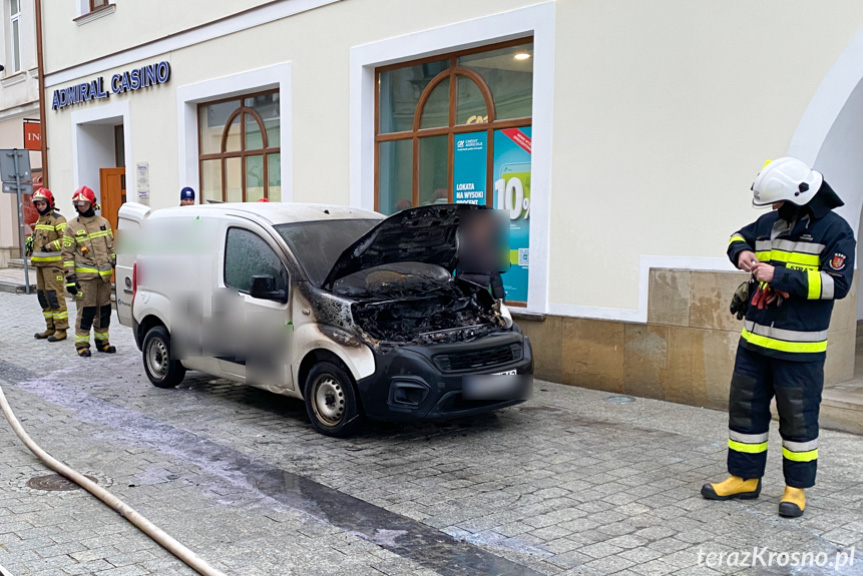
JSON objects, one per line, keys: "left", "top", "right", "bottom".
{"left": 0, "top": 384, "right": 227, "bottom": 576}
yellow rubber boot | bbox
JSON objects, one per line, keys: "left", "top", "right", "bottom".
{"left": 701, "top": 476, "right": 761, "bottom": 500}
{"left": 779, "top": 486, "right": 805, "bottom": 518}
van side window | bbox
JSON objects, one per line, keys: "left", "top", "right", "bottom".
{"left": 224, "top": 228, "right": 287, "bottom": 293}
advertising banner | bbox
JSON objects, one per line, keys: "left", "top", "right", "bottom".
{"left": 23, "top": 121, "right": 41, "bottom": 151}
{"left": 453, "top": 132, "right": 487, "bottom": 205}
{"left": 493, "top": 127, "right": 531, "bottom": 303}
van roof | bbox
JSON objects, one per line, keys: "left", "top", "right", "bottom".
{"left": 147, "top": 202, "right": 383, "bottom": 226}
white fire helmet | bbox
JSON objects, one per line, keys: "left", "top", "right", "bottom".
{"left": 751, "top": 157, "right": 822, "bottom": 207}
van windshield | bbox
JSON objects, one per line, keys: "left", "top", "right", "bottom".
{"left": 275, "top": 219, "right": 380, "bottom": 286}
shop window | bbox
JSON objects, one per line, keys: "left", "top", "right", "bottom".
{"left": 9, "top": 0, "right": 21, "bottom": 73}
{"left": 198, "top": 90, "right": 281, "bottom": 203}
{"left": 376, "top": 39, "right": 534, "bottom": 304}
{"left": 375, "top": 39, "right": 533, "bottom": 215}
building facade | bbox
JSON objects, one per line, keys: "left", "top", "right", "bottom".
{"left": 0, "top": 0, "right": 41, "bottom": 266}
{"left": 41, "top": 0, "right": 863, "bottom": 407}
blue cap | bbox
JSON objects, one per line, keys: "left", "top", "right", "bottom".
{"left": 180, "top": 187, "right": 195, "bottom": 200}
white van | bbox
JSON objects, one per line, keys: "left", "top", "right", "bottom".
{"left": 116, "top": 202, "right": 532, "bottom": 436}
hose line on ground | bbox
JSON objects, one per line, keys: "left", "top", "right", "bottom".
{"left": 0, "top": 384, "right": 227, "bottom": 576}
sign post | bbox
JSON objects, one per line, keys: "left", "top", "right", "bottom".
{"left": 0, "top": 149, "right": 33, "bottom": 294}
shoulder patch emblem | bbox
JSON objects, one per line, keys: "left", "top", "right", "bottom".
{"left": 829, "top": 253, "right": 847, "bottom": 271}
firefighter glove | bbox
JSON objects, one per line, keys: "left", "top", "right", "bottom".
{"left": 24, "top": 235, "right": 34, "bottom": 256}
{"left": 751, "top": 282, "right": 769, "bottom": 310}
{"left": 66, "top": 274, "right": 80, "bottom": 296}
{"left": 730, "top": 280, "right": 751, "bottom": 320}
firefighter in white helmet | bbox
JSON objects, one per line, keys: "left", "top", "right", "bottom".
{"left": 702, "top": 158, "right": 856, "bottom": 518}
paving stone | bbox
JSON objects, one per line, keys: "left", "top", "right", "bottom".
{"left": 1, "top": 290, "right": 863, "bottom": 575}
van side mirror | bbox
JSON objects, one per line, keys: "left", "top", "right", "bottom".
{"left": 249, "top": 275, "right": 287, "bottom": 303}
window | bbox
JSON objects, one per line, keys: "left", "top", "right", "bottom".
{"left": 375, "top": 39, "right": 533, "bottom": 215}
{"left": 275, "top": 219, "right": 379, "bottom": 286}
{"left": 224, "top": 228, "right": 287, "bottom": 293}
{"left": 198, "top": 90, "right": 281, "bottom": 204}
{"left": 9, "top": 0, "right": 21, "bottom": 73}
{"left": 89, "top": 0, "right": 108, "bottom": 11}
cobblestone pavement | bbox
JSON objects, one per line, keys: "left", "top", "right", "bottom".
{"left": 1, "top": 290, "right": 862, "bottom": 576}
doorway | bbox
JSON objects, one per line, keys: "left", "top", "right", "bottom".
{"left": 72, "top": 100, "right": 131, "bottom": 229}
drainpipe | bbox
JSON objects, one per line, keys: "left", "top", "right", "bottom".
{"left": 34, "top": 0, "right": 48, "bottom": 187}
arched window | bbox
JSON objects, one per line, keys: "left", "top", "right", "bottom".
{"left": 198, "top": 90, "right": 281, "bottom": 203}
{"left": 376, "top": 39, "right": 533, "bottom": 215}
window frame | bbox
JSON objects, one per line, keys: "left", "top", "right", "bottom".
{"left": 374, "top": 37, "right": 533, "bottom": 213}
{"left": 223, "top": 226, "right": 289, "bottom": 297}
{"left": 9, "top": 0, "right": 22, "bottom": 73}
{"left": 89, "top": 0, "right": 109, "bottom": 12}
{"left": 197, "top": 89, "right": 281, "bottom": 203}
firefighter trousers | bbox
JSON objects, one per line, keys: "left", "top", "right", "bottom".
{"left": 75, "top": 278, "right": 112, "bottom": 351}
{"left": 36, "top": 266, "right": 69, "bottom": 331}
{"left": 727, "top": 344, "right": 823, "bottom": 488}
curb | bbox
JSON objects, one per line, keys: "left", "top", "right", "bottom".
{"left": 0, "top": 283, "right": 35, "bottom": 295}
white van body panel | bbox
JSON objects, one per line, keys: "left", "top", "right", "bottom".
{"left": 116, "top": 202, "right": 152, "bottom": 326}
{"left": 291, "top": 322, "right": 376, "bottom": 387}
{"left": 119, "top": 201, "right": 382, "bottom": 399}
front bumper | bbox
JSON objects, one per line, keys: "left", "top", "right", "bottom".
{"left": 356, "top": 330, "right": 533, "bottom": 423}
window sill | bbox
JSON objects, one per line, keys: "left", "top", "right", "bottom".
{"left": 74, "top": 4, "right": 116, "bottom": 25}
{"left": 0, "top": 72, "right": 27, "bottom": 88}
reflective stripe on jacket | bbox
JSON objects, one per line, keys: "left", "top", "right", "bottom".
{"left": 30, "top": 212, "right": 67, "bottom": 268}
{"left": 62, "top": 214, "right": 115, "bottom": 281}
{"left": 728, "top": 196, "right": 855, "bottom": 361}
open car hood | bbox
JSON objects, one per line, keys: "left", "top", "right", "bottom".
{"left": 322, "top": 204, "right": 487, "bottom": 291}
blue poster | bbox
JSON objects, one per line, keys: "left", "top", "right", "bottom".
{"left": 493, "top": 127, "right": 531, "bottom": 303}
{"left": 453, "top": 132, "right": 486, "bottom": 205}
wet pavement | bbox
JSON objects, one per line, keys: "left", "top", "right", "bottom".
{"left": 1, "top": 290, "right": 863, "bottom": 575}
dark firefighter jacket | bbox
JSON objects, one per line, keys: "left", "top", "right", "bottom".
{"left": 727, "top": 181, "right": 856, "bottom": 362}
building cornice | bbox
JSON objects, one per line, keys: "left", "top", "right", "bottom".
{"left": 1, "top": 73, "right": 28, "bottom": 88}
{"left": 0, "top": 101, "right": 40, "bottom": 122}
{"left": 73, "top": 4, "right": 116, "bottom": 26}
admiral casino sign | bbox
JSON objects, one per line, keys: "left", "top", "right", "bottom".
{"left": 51, "top": 61, "right": 171, "bottom": 111}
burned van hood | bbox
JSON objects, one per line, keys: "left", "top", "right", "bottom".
{"left": 322, "top": 204, "right": 487, "bottom": 291}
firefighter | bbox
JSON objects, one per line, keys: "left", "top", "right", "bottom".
{"left": 61, "top": 186, "right": 116, "bottom": 357}
{"left": 702, "top": 158, "right": 856, "bottom": 518}
{"left": 27, "top": 189, "right": 69, "bottom": 341}
{"left": 180, "top": 187, "right": 195, "bottom": 206}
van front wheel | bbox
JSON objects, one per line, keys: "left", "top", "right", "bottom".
{"left": 143, "top": 326, "right": 186, "bottom": 389}
{"left": 304, "top": 361, "right": 363, "bottom": 437}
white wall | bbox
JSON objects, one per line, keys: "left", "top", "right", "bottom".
{"left": 43, "top": 0, "right": 341, "bottom": 75}
{"left": 808, "top": 83, "right": 863, "bottom": 319}
{"left": 0, "top": 0, "right": 40, "bottom": 108}
{"left": 42, "top": 0, "right": 863, "bottom": 317}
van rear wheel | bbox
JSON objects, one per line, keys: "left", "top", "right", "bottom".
{"left": 304, "top": 361, "right": 363, "bottom": 437}
{"left": 143, "top": 326, "right": 186, "bottom": 388}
